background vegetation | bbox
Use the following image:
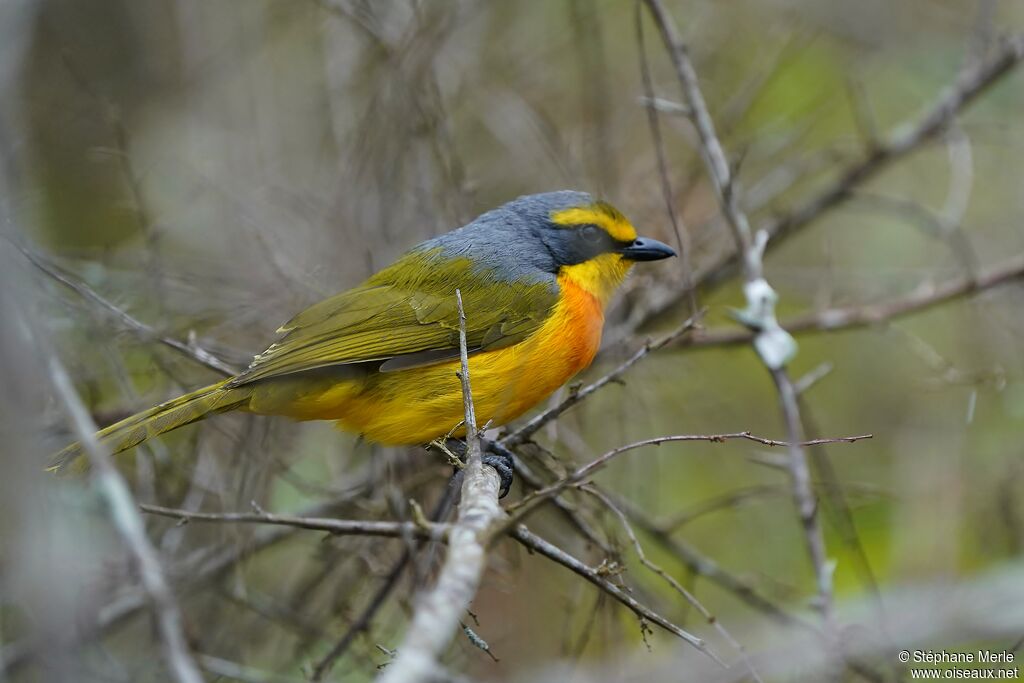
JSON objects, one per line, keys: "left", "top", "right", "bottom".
{"left": 1, "top": 1, "right": 1023, "bottom": 681}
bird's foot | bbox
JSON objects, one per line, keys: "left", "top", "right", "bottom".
{"left": 442, "top": 438, "right": 515, "bottom": 498}
{"left": 481, "top": 439, "right": 514, "bottom": 498}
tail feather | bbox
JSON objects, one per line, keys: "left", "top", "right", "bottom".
{"left": 50, "top": 381, "right": 251, "bottom": 471}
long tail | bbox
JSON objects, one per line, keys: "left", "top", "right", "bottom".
{"left": 50, "top": 380, "right": 252, "bottom": 472}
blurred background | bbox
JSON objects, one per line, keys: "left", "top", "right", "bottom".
{"left": 1, "top": 0, "right": 1023, "bottom": 681}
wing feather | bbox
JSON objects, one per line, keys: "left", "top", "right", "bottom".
{"left": 229, "top": 248, "right": 558, "bottom": 386}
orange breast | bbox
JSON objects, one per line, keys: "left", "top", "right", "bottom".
{"left": 257, "top": 273, "right": 607, "bottom": 445}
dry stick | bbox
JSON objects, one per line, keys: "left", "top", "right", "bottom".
{"left": 311, "top": 551, "right": 410, "bottom": 680}
{"left": 771, "top": 368, "right": 834, "bottom": 618}
{"left": 146, "top": 501, "right": 719, "bottom": 667}
{"left": 498, "top": 432, "right": 871, "bottom": 537}
{"left": 609, "top": 493, "right": 813, "bottom": 630}
{"left": 641, "top": 0, "right": 842, "bottom": 646}
{"left": 640, "top": 0, "right": 757, "bottom": 270}
{"left": 143, "top": 468, "right": 801, "bottom": 650}
{"left": 509, "top": 433, "right": 810, "bottom": 629}
{"left": 14, "top": 242, "right": 238, "bottom": 376}
{"left": 682, "top": 251, "right": 1024, "bottom": 348}
{"left": 509, "top": 526, "right": 718, "bottom": 660}
{"left": 512, "top": 454, "right": 614, "bottom": 555}
{"left": 0, "top": 483, "right": 377, "bottom": 678}
{"left": 635, "top": 0, "right": 698, "bottom": 316}
{"left": 143, "top": 491, "right": 720, "bottom": 665}
{"left": 579, "top": 486, "right": 762, "bottom": 682}
{"left": 309, "top": 471, "right": 465, "bottom": 682}
{"left": 377, "top": 290, "right": 504, "bottom": 683}
{"left": 624, "top": 31, "right": 1024, "bottom": 334}
{"left": 765, "top": 33, "right": 1024, "bottom": 245}
{"left": 46, "top": 356, "right": 203, "bottom": 683}
{"left": 140, "top": 504, "right": 447, "bottom": 539}
{"left": 699, "top": 32, "right": 1024, "bottom": 296}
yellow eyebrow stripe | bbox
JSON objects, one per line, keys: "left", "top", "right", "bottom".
{"left": 550, "top": 204, "right": 638, "bottom": 243}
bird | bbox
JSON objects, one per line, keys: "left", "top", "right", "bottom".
{"left": 53, "top": 191, "right": 675, "bottom": 489}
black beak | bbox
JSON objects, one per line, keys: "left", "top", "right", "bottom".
{"left": 619, "top": 236, "right": 676, "bottom": 262}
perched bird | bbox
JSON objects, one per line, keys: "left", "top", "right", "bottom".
{"left": 54, "top": 191, "right": 675, "bottom": 488}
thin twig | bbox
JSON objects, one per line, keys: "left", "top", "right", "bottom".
{"left": 704, "top": 32, "right": 1024, "bottom": 294}
{"left": 377, "top": 290, "right": 504, "bottom": 683}
{"left": 681, "top": 251, "right": 1024, "bottom": 348}
{"left": 770, "top": 369, "right": 835, "bottom": 635}
{"left": 641, "top": 0, "right": 844, "bottom": 648}
{"left": 505, "top": 440, "right": 809, "bottom": 628}
{"left": 635, "top": 0, "right": 697, "bottom": 315}
{"left": 309, "top": 471, "right": 465, "bottom": 681}
{"left": 14, "top": 241, "right": 238, "bottom": 376}
{"left": 579, "top": 486, "right": 762, "bottom": 681}
{"left": 140, "top": 504, "right": 446, "bottom": 539}
{"left": 626, "top": 32, "right": 1024, "bottom": 330}
{"left": 46, "top": 356, "right": 203, "bottom": 683}
{"left": 511, "top": 453, "right": 614, "bottom": 555}
{"left": 510, "top": 525, "right": 719, "bottom": 662}
{"left": 0, "top": 483, "right": 379, "bottom": 678}
{"left": 609, "top": 493, "right": 814, "bottom": 629}
{"left": 498, "top": 431, "right": 871, "bottom": 535}
{"left": 641, "top": 0, "right": 757, "bottom": 274}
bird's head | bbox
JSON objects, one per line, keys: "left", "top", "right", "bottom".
{"left": 421, "top": 191, "right": 675, "bottom": 307}
{"left": 511, "top": 191, "right": 676, "bottom": 305}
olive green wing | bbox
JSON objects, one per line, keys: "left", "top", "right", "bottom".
{"left": 228, "top": 249, "right": 559, "bottom": 386}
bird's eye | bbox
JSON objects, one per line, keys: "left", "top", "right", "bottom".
{"left": 580, "top": 225, "right": 603, "bottom": 243}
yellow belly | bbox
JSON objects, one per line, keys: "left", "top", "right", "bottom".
{"left": 248, "top": 280, "right": 604, "bottom": 445}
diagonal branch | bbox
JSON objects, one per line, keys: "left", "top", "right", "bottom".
{"left": 498, "top": 431, "right": 871, "bottom": 536}
{"left": 509, "top": 525, "right": 718, "bottom": 660}
{"left": 140, "top": 504, "right": 447, "bottom": 539}
{"left": 626, "top": 32, "right": 1024, "bottom": 327}
{"left": 14, "top": 241, "right": 238, "bottom": 376}
{"left": 579, "top": 485, "right": 760, "bottom": 680}
{"left": 760, "top": 33, "right": 1024, "bottom": 253}
{"left": 47, "top": 355, "right": 203, "bottom": 683}
{"left": 641, "top": 0, "right": 845, "bottom": 647}
{"left": 683, "top": 251, "right": 1024, "bottom": 348}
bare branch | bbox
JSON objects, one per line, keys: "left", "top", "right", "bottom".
{"left": 746, "top": 32, "right": 1024, "bottom": 287}
{"left": 140, "top": 504, "right": 446, "bottom": 539}
{"left": 15, "top": 241, "right": 238, "bottom": 376}
{"left": 504, "top": 440, "right": 810, "bottom": 629}
{"left": 46, "top": 355, "right": 203, "bottom": 683}
{"left": 509, "top": 525, "right": 719, "bottom": 661}
{"left": 683, "top": 251, "right": 1024, "bottom": 348}
{"left": 579, "top": 486, "right": 761, "bottom": 681}
{"left": 1, "top": 481, "right": 379, "bottom": 678}
{"left": 310, "top": 472, "right": 465, "bottom": 681}
{"left": 771, "top": 369, "right": 835, "bottom": 628}
{"left": 499, "top": 432, "right": 871, "bottom": 534}
{"left": 629, "top": 32, "right": 1024, "bottom": 326}
{"left": 642, "top": 1, "right": 757, "bottom": 266}
{"left": 609, "top": 493, "right": 814, "bottom": 629}
{"left": 635, "top": 0, "right": 697, "bottom": 316}
{"left": 377, "top": 290, "right": 504, "bottom": 683}
{"left": 510, "top": 453, "right": 614, "bottom": 555}
{"left": 640, "top": 0, "right": 844, "bottom": 645}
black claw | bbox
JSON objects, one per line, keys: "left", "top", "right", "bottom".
{"left": 443, "top": 438, "right": 515, "bottom": 498}
{"left": 481, "top": 452, "right": 514, "bottom": 498}
{"left": 481, "top": 438, "right": 515, "bottom": 498}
